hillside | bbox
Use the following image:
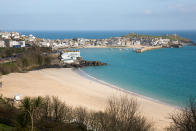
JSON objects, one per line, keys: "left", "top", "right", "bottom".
{"left": 124, "top": 33, "right": 195, "bottom": 45}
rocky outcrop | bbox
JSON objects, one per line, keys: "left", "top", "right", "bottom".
{"left": 163, "top": 44, "right": 182, "bottom": 48}
{"left": 64, "top": 60, "right": 107, "bottom": 68}
{"left": 79, "top": 60, "right": 107, "bottom": 66}
{"left": 33, "top": 60, "right": 107, "bottom": 70}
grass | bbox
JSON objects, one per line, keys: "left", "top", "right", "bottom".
{"left": 124, "top": 33, "right": 193, "bottom": 43}
{"left": 0, "top": 123, "right": 14, "bottom": 130}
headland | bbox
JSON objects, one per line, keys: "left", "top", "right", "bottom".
{"left": 0, "top": 31, "right": 195, "bottom": 53}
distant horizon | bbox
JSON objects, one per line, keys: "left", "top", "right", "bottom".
{"left": 2, "top": 30, "right": 195, "bottom": 42}
{"left": 2, "top": 29, "right": 196, "bottom": 32}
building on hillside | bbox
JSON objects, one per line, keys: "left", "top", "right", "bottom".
{"left": 8, "top": 40, "right": 26, "bottom": 48}
{"left": 11, "top": 32, "right": 20, "bottom": 39}
{"left": 40, "top": 41, "right": 50, "bottom": 47}
{"left": 9, "top": 41, "right": 20, "bottom": 47}
{"left": 61, "top": 51, "right": 80, "bottom": 63}
{"left": 0, "top": 41, "right": 5, "bottom": 47}
{"left": 29, "top": 34, "right": 36, "bottom": 41}
{"left": 134, "top": 41, "right": 141, "bottom": 45}
{"left": 19, "top": 41, "right": 26, "bottom": 47}
{"left": 1, "top": 32, "right": 10, "bottom": 39}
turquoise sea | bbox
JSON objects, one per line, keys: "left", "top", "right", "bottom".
{"left": 80, "top": 47, "right": 196, "bottom": 107}
{"left": 18, "top": 30, "right": 196, "bottom": 107}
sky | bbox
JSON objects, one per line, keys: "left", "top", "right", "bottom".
{"left": 0, "top": 0, "right": 196, "bottom": 31}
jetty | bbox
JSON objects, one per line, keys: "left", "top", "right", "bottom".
{"left": 136, "top": 46, "right": 163, "bottom": 53}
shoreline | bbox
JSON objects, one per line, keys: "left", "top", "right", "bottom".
{"left": 76, "top": 68, "right": 180, "bottom": 109}
{"left": 0, "top": 68, "right": 178, "bottom": 130}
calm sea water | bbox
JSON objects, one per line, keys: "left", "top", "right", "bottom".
{"left": 80, "top": 47, "right": 196, "bottom": 107}
{"left": 18, "top": 30, "right": 196, "bottom": 106}
{"left": 18, "top": 30, "right": 196, "bottom": 42}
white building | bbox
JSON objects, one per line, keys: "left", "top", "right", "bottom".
{"left": 8, "top": 41, "right": 25, "bottom": 47}
{"left": 19, "top": 41, "right": 26, "bottom": 47}
{"left": 11, "top": 32, "right": 20, "bottom": 39}
{"left": 0, "top": 41, "right": 5, "bottom": 47}
{"left": 134, "top": 41, "right": 141, "bottom": 45}
{"left": 40, "top": 42, "right": 50, "bottom": 47}
{"left": 9, "top": 41, "right": 20, "bottom": 47}
{"left": 29, "top": 34, "right": 36, "bottom": 41}
{"left": 1, "top": 32, "right": 10, "bottom": 39}
{"left": 159, "top": 39, "right": 170, "bottom": 45}
{"left": 61, "top": 51, "right": 80, "bottom": 63}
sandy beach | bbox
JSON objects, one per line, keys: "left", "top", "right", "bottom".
{"left": 0, "top": 68, "right": 177, "bottom": 130}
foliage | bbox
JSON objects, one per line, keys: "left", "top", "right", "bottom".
{"left": 20, "top": 96, "right": 43, "bottom": 131}
{"left": 167, "top": 97, "right": 196, "bottom": 131}
{"left": 124, "top": 33, "right": 160, "bottom": 39}
{"left": 87, "top": 96, "right": 152, "bottom": 131}
{"left": 0, "top": 62, "right": 20, "bottom": 75}
{"left": 0, "top": 47, "right": 52, "bottom": 75}
{"left": 0, "top": 48, "right": 24, "bottom": 58}
{"left": 124, "top": 33, "right": 193, "bottom": 43}
{"left": 0, "top": 123, "right": 14, "bottom": 131}
{"left": 0, "top": 95, "right": 153, "bottom": 131}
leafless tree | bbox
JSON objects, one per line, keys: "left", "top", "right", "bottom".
{"left": 87, "top": 95, "right": 153, "bottom": 131}
{"left": 167, "top": 97, "right": 196, "bottom": 131}
{"left": 51, "top": 96, "right": 72, "bottom": 122}
{"left": 73, "top": 107, "right": 88, "bottom": 124}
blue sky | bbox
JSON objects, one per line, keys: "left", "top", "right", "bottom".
{"left": 0, "top": 0, "right": 196, "bottom": 31}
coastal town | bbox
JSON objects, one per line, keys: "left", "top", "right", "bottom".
{"left": 0, "top": 31, "right": 195, "bottom": 52}
{"left": 1, "top": 0, "right": 196, "bottom": 130}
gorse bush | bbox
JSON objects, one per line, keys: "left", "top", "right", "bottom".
{"left": 0, "top": 95, "right": 153, "bottom": 131}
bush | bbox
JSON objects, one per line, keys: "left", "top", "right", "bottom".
{"left": 87, "top": 96, "right": 153, "bottom": 131}
{"left": 0, "top": 95, "right": 19, "bottom": 127}
{"left": 0, "top": 95, "right": 153, "bottom": 131}
{"left": 21, "top": 57, "right": 30, "bottom": 67}
{"left": 0, "top": 62, "right": 19, "bottom": 75}
{"left": 45, "top": 56, "right": 51, "bottom": 65}
{"left": 0, "top": 47, "right": 53, "bottom": 75}
{"left": 167, "top": 97, "right": 196, "bottom": 131}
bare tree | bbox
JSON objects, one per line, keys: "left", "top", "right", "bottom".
{"left": 167, "top": 97, "right": 196, "bottom": 131}
{"left": 51, "top": 96, "right": 72, "bottom": 122}
{"left": 73, "top": 107, "right": 88, "bottom": 124}
{"left": 87, "top": 95, "right": 153, "bottom": 131}
{"left": 40, "top": 96, "right": 53, "bottom": 120}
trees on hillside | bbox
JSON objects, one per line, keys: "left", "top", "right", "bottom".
{"left": 0, "top": 95, "right": 153, "bottom": 131}
{"left": 20, "top": 96, "right": 43, "bottom": 131}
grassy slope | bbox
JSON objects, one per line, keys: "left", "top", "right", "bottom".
{"left": 124, "top": 33, "right": 194, "bottom": 44}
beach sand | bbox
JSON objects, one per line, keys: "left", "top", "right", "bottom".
{"left": 0, "top": 68, "right": 177, "bottom": 130}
